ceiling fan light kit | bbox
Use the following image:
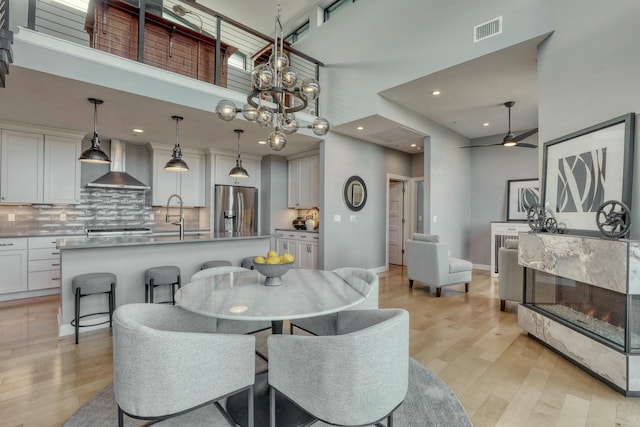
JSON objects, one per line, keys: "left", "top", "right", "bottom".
{"left": 461, "top": 101, "right": 538, "bottom": 149}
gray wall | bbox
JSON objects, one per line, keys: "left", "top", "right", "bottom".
{"left": 321, "top": 133, "right": 412, "bottom": 270}
{"left": 411, "top": 153, "right": 424, "bottom": 178}
{"left": 537, "top": 0, "right": 640, "bottom": 239}
{"left": 468, "top": 134, "right": 538, "bottom": 266}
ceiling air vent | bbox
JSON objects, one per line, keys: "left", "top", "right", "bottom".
{"left": 474, "top": 16, "right": 502, "bottom": 43}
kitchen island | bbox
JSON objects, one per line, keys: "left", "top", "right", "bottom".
{"left": 57, "top": 233, "right": 271, "bottom": 337}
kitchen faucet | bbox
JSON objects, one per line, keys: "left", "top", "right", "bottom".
{"left": 165, "top": 194, "right": 184, "bottom": 240}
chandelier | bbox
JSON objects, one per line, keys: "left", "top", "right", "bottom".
{"left": 214, "top": 1, "right": 329, "bottom": 151}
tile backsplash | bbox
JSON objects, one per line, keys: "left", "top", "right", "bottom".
{"left": 0, "top": 188, "right": 202, "bottom": 235}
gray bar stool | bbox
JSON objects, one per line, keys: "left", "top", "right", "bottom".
{"left": 71, "top": 272, "right": 117, "bottom": 345}
{"left": 144, "top": 266, "right": 181, "bottom": 304}
{"left": 200, "top": 260, "right": 232, "bottom": 270}
{"left": 241, "top": 257, "right": 256, "bottom": 270}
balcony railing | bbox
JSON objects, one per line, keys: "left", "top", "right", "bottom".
{"left": 0, "top": 0, "right": 12, "bottom": 87}
{"left": 27, "top": 0, "right": 323, "bottom": 115}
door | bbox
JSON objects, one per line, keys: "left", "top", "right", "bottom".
{"left": 388, "top": 180, "right": 405, "bottom": 265}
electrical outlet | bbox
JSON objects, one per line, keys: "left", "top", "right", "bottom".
{"left": 149, "top": 213, "right": 155, "bottom": 220}
{"left": 350, "top": 215, "right": 357, "bottom": 222}
{"left": 334, "top": 214, "right": 341, "bottom": 222}
{"left": 7, "top": 213, "right": 15, "bottom": 222}
{"left": 60, "top": 213, "right": 67, "bottom": 221}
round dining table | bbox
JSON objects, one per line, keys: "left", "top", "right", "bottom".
{"left": 174, "top": 268, "right": 368, "bottom": 427}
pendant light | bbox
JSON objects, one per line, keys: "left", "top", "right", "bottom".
{"left": 79, "top": 98, "right": 111, "bottom": 164}
{"left": 165, "top": 115, "right": 189, "bottom": 172}
{"left": 229, "top": 129, "right": 249, "bottom": 178}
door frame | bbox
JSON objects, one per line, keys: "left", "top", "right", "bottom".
{"left": 385, "top": 173, "right": 411, "bottom": 268}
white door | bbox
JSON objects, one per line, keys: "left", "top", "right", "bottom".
{"left": 388, "top": 181, "right": 404, "bottom": 265}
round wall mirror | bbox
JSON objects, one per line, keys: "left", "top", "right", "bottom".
{"left": 344, "top": 175, "right": 367, "bottom": 211}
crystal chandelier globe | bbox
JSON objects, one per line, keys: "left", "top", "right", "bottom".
{"left": 215, "top": 2, "right": 329, "bottom": 151}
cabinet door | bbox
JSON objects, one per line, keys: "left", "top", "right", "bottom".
{"left": 0, "top": 250, "right": 28, "bottom": 294}
{"left": 43, "top": 135, "right": 81, "bottom": 204}
{"left": 151, "top": 149, "right": 180, "bottom": 205}
{"left": 306, "top": 155, "right": 320, "bottom": 208}
{"left": 179, "top": 152, "right": 205, "bottom": 207}
{"left": 0, "top": 130, "right": 44, "bottom": 203}
{"left": 287, "top": 158, "right": 302, "bottom": 208}
{"left": 308, "top": 241, "right": 319, "bottom": 270}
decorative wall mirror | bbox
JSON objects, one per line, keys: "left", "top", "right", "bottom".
{"left": 344, "top": 175, "right": 367, "bottom": 211}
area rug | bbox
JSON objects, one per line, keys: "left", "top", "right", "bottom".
{"left": 64, "top": 358, "right": 471, "bottom": 427}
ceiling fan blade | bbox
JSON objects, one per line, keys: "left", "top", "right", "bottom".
{"left": 513, "top": 127, "right": 538, "bottom": 142}
{"left": 515, "top": 142, "right": 538, "bottom": 148}
{"left": 459, "top": 142, "right": 503, "bottom": 148}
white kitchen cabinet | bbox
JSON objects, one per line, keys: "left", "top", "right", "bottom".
{"left": 28, "top": 236, "right": 62, "bottom": 291}
{"left": 288, "top": 154, "right": 319, "bottom": 209}
{"left": 0, "top": 124, "right": 82, "bottom": 205}
{"left": 148, "top": 142, "right": 205, "bottom": 207}
{"left": 214, "top": 154, "right": 260, "bottom": 187}
{"left": 0, "top": 238, "right": 28, "bottom": 294}
{"left": 275, "top": 230, "right": 319, "bottom": 269}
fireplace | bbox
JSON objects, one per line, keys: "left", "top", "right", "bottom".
{"left": 518, "top": 232, "right": 640, "bottom": 396}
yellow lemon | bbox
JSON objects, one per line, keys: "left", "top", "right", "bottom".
{"left": 253, "top": 256, "right": 266, "bottom": 264}
{"left": 266, "top": 256, "right": 281, "bottom": 264}
{"left": 267, "top": 250, "right": 278, "bottom": 258}
{"left": 283, "top": 253, "right": 294, "bottom": 263}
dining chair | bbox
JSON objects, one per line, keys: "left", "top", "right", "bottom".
{"left": 268, "top": 308, "right": 409, "bottom": 426}
{"left": 189, "top": 266, "right": 271, "bottom": 335}
{"left": 113, "top": 303, "right": 255, "bottom": 427}
{"left": 289, "top": 267, "right": 378, "bottom": 335}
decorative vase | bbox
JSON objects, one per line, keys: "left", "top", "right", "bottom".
{"left": 305, "top": 218, "right": 316, "bottom": 230}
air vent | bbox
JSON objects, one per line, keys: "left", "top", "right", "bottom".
{"left": 474, "top": 16, "right": 502, "bottom": 43}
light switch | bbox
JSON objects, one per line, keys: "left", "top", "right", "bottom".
{"left": 8, "top": 213, "right": 15, "bottom": 222}
{"left": 433, "top": 215, "right": 438, "bottom": 223}
{"left": 334, "top": 214, "right": 341, "bottom": 222}
{"left": 149, "top": 213, "right": 155, "bottom": 221}
{"left": 350, "top": 215, "right": 357, "bottom": 222}
{"left": 60, "top": 213, "right": 67, "bottom": 221}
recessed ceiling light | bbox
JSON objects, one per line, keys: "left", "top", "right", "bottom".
{"left": 258, "top": 140, "right": 267, "bottom": 145}
{"left": 356, "top": 126, "right": 364, "bottom": 131}
{"left": 132, "top": 128, "right": 144, "bottom": 133}
{"left": 482, "top": 123, "right": 490, "bottom": 127}
{"left": 410, "top": 143, "right": 416, "bottom": 147}
{"left": 432, "top": 90, "right": 441, "bottom": 96}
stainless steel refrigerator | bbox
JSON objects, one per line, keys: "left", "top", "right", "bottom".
{"left": 214, "top": 185, "right": 258, "bottom": 234}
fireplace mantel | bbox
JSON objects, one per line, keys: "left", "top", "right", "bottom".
{"left": 517, "top": 232, "right": 640, "bottom": 396}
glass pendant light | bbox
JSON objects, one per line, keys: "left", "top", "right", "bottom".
{"left": 165, "top": 116, "right": 189, "bottom": 172}
{"left": 79, "top": 98, "right": 111, "bottom": 164}
{"left": 229, "top": 129, "right": 249, "bottom": 178}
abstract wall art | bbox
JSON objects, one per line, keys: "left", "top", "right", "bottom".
{"left": 542, "top": 113, "right": 635, "bottom": 235}
{"left": 507, "top": 178, "right": 539, "bottom": 221}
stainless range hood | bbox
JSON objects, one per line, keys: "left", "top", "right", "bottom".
{"left": 87, "top": 140, "right": 150, "bottom": 190}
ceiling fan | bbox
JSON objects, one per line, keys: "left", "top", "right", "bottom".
{"left": 462, "top": 101, "right": 538, "bottom": 148}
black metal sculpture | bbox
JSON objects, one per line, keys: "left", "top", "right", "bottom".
{"left": 596, "top": 200, "right": 631, "bottom": 239}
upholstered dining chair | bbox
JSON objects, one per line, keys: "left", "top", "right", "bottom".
{"left": 289, "top": 267, "right": 379, "bottom": 335}
{"left": 112, "top": 303, "right": 255, "bottom": 427}
{"left": 188, "top": 266, "right": 271, "bottom": 335}
{"left": 268, "top": 308, "right": 409, "bottom": 427}
{"left": 406, "top": 233, "right": 473, "bottom": 297}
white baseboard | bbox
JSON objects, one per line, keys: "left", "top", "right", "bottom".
{"left": 370, "top": 265, "right": 389, "bottom": 274}
{"left": 0, "top": 288, "right": 59, "bottom": 302}
{"left": 474, "top": 264, "right": 490, "bottom": 271}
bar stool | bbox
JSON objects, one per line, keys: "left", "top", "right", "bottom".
{"left": 241, "top": 257, "right": 256, "bottom": 270}
{"left": 71, "top": 272, "right": 117, "bottom": 345}
{"left": 144, "top": 266, "right": 181, "bottom": 304}
{"left": 200, "top": 260, "right": 232, "bottom": 270}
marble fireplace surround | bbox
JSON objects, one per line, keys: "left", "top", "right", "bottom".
{"left": 517, "top": 232, "right": 640, "bottom": 396}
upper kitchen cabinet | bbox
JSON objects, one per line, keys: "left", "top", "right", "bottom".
{"left": 214, "top": 153, "right": 260, "bottom": 188}
{"left": 148, "top": 142, "right": 205, "bottom": 207}
{"left": 288, "top": 153, "right": 319, "bottom": 209}
{"left": 0, "top": 123, "right": 82, "bottom": 204}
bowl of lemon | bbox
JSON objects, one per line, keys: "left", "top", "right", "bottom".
{"left": 253, "top": 251, "right": 295, "bottom": 286}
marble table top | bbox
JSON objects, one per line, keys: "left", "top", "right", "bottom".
{"left": 175, "top": 269, "right": 366, "bottom": 321}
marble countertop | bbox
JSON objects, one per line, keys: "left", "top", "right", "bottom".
{"left": 57, "top": 232, "right": 271, "bottom": 250}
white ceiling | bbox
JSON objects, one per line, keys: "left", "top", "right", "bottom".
{"left": 0, "top": 2, "right": 545, "bottom": 157}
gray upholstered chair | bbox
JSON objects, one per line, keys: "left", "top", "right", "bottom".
{"left": 268, "top": 308, "right": 409, "bottom": 427}
{"left": 289, "top": 267, "right": 378, "bottom": 335}
{"left": 498, "top": 239, "right": 523, "bottom": 311}
{"left": 406, "top": 233, "right": 473, "bottom": 297}
{"left": 112, "top": 303, "right": 255, "bottom": 427}
{"left": 189, "top": 266, "right": 271, "bottom": 335}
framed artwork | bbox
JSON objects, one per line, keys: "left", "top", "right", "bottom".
{"left": 507, "top": 178, "right": 539, "bottom": 221}
{"left": 541, "top": 113, "right": 635, "bottom": 235}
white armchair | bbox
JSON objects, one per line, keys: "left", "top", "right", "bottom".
{"left": 406, "top": 233, "right": 473, "bottom": 297}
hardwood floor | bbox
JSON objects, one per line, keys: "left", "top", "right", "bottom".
{"left": 1, "top": 267, "right": 639, "bottom": 426}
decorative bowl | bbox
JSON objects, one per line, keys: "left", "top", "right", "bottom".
{"left": 253, "top": 262, "right": 294, "bottom": 286}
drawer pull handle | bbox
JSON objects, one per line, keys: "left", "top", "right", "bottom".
{"left": 0, "top": 243, "right": 14, "bottom": 247}
{"left": 52, "top": 277, "right": 60, "bottom": 281}
{"left": 51, "top": 252, "right": 60, "bottom": 255}
{"left": 52, "top": 263, "right": 60, "bottom": 267}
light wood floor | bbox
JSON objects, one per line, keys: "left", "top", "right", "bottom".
{"left": 1, "top": 267, "right": 639, "bottom": 426}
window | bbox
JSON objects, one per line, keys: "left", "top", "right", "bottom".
{"left": 323, "top": 0, "right": 356, "bottom": 22}
{"left": 228, "top": 51, "right": 247, "bottom": 70}
{"left": 285, "top": 21, "right": 310, "bottom": 44}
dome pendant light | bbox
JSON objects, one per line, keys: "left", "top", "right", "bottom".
{"left": 229, "top": 129, "right": 249, "bottom": 178}
{"left": 165, "top": 115, "right": 189, "bottom": 172}
{"left": 79, "top": 98, "right": 111, "bottom": 164}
